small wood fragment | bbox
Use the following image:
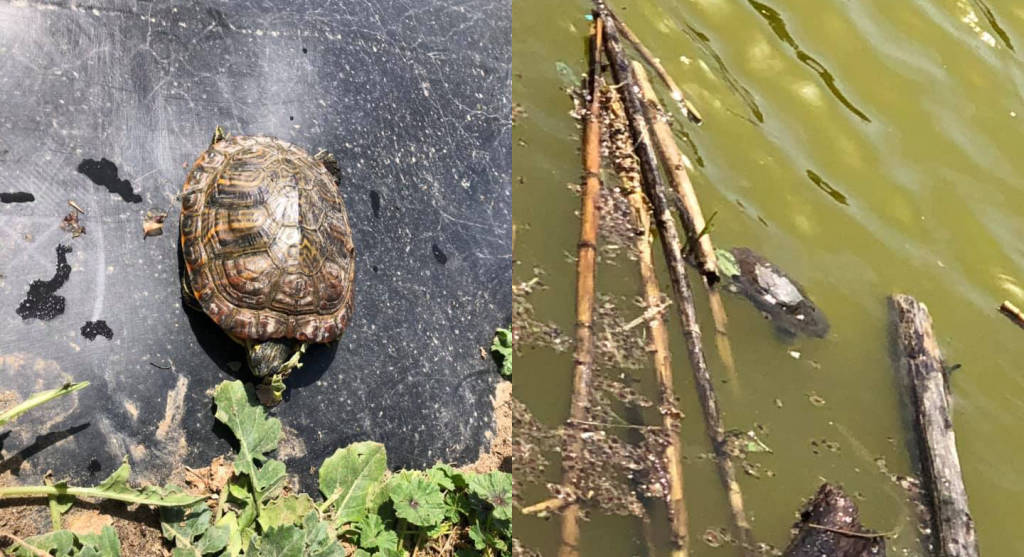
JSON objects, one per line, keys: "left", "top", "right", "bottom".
{"left": 999, "top": 300, "right": 1024, "bottom": 329}
{"left": 783, "top": 483, "right": 885, "bottom": 557}
{"left": 889, "top": 294, "right": 978, "bottom": 557}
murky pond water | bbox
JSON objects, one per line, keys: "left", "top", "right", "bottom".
{"left": 512, "top": 0, "right": 1024, "bottom": 555}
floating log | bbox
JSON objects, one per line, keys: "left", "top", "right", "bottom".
{"left": 889, "top": 294, "right": 979, "bottom": 557}
{"left": 609, "top": 86, "right": 689, "bottom": 555}
{"left": 783, "top": 483, "right": 885, "bottom": 557}
{"left": 598, "top": 6, "right": 753, "bottom": 551}
{"left": 557, "top": 17, "right": 604, "bottom": 557}
{"left": 999, "top": 300, "right": 1024, "bottom": 330}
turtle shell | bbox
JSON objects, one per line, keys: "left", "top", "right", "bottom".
{"left": 180, "top": 134, "right": 355, "bottom": 344}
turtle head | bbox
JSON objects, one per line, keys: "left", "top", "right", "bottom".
{"left": 246, "top": 340, "right": 307, "bottom": 406}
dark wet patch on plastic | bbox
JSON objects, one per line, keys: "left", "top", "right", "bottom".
{"left": 370, "top": 190, "right": 381, "bottom": 218}
{"left": 0, "top": 192, "right": 34, "bottom": 203}
{"left": 806, "top": 170, "right": 849, "bottom": 206}
{"left": 431, "top": 243, "right": 448, "bottom": 265}
{"left": 81, "top": 320, "right": 113, "bottom": 340}
{"left": 77, "top": 158, "right": 142, "bottom": 203}
{"left": 16, "top": 244, "right": 72, "bottom": 321}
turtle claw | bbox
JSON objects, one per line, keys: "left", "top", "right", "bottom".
{"left": 211, "top": 126, "right": 227, "bottom": 145}
{"left": 255, "top": 375, "right": 286, "bottom": 407}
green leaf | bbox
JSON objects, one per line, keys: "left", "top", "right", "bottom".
{"left": 387, "top": 471, "right": 445, "bottom": 528}
{"left": 258, "top": 494, "right": 316, "bottom": 530}
{"left": 171, "top": 548, "right": 201, "bottom": 557}
{"left": 468, "top": 522, "right": 488, "bottom": 550}
{"left": 0, "top": 461, "right": 202, "bottom": 508}
{"left": 9, "top": 530, "right": 75, "bottom": 557}
{"left": 257, "top": 525, "right": 305, "bottom": 557}
{"left": 161, "top": 501, "right": 212, "bottom": 547}
{"left": 213, "top": 381, "right": 282, "bottom": 477}
{"left": 252, "top": 459, "right": 287, "bottom": 500}
{"left": 467, "top": 471, "right": 514, "bottom": 520}
{"left": 490, "top": 328, "right": 513, "bottom": 378}
{"left": 194, "top": 524, "right": 230, "bottom": 555}
{"left": 426, "top": 466, "right": 455, "bottom": 491}
{"left": 715, "top": 248, "right": 740, "bottom": 279}
{"left": 302, "top": 514, "right": 347, "bottom": 557}
{"left": 78, "top": 525, "right": 122, "bottom": 556}
{"left": 318, "top": 441, "right": 387, "bottom": 524}
{"left": 0, "top": 381, "right": 88, "bottom": 429}
{"left": 215, "top": 512, "right": 243, "bottom": 557}
{"left": 356, "top": 514, "right": 398, "bottom": 550}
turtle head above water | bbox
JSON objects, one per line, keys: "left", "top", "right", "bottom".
{"left": 246, "top": 339, "right": 307, "bottom": 405}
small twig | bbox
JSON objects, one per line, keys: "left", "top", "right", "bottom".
{"left": 806, "top": 523, "right": 899, "bottom": 539}
{"left": 149, "top": 361, "right": 173, "bottom": 370}
{"left": 522, "top": 496, "right": 574, "bottom": 515}
{"left": 618, "top": 301, "right": 672, "bottom": 331}
{"left": 570, "top": 419, "right": 664, "bottom": 430}
{"left": 67, "top": 200, "right": 86, "bottom": 215}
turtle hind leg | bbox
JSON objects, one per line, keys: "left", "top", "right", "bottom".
{"left": 314, "top": 150, "right": 341, "bottom": 184}
{"left": 210, "top": 126, "right": 227, "bottom": 145}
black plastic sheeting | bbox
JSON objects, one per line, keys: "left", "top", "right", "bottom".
{"left": 0, "top": 0, "right": 511, "bottom": 487}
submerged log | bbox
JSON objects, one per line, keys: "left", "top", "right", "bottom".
{"left": 558, "top": 16, "right": 604, "bottom": 557}
{"left": 889, "top": 294, "right": 979, "bottom": 557}
{"left": 783, "top": 483, "right": 885, "bottom": 557}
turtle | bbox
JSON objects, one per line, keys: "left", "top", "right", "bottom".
{"left": 717, "top": 247, "right": 828, "bottom": 338}
{"left": 180, "top": 127, "right": 355, "bottom": 405}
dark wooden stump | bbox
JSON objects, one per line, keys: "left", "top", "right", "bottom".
{"left": 890, "top": 294, "right": 979, "bottom": 557}
{"left": 783, "top": 483, "right": 885, "bottom": 557}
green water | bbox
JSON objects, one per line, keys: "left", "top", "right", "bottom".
{"left": 511, "top": 0, "right": 1024, "bottom": 555}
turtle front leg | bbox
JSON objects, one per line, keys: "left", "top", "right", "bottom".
{"left": 314, "top": 150, "right": 341, "bottom": 184}
{"left": 211, "top": 125, "right": 227, "bottom": 145}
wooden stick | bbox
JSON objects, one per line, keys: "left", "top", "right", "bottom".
{"left": 999, "top": 300, "right": 1024, "bottom": 330}
{"left": 604, "top": 6, "right": 703, "bottom": 125}
{"left": 608, "top": 86, "right": 689, "bottom": 555}
{"left": 889, "top": 294, "right": 978, "bottom": 557}
{"left": 598, "top": 7, "right": 753, "bottom": 551}
{"left": 522, "top": 496, "right": 573, "bottom": 516}
{"left": 630, "top": 62, "right": 716, "bottom": 281}
{"left": 630, "top": 60, "right": 739, "bottom": 389}
{"left": 558, "top": 17, "right": 603, "bottom": 557}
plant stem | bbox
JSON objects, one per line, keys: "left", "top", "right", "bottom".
{"left": 0, "top": 485, "right": 202, "bottom": 507}
{"left": 0, "top": 531, "right": 50, "bottom": 557}
{"left": 0, "top": 382, "right": 88, "bottom": 429}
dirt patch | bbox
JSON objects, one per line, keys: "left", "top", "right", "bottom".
{"left": 181, "top": 455, "right": 233, "bottom": 496}
{"left": 459, "top": 380, "right": 513, "bottom": 475}
{"left": 64, "top": 509, "right": 113, "bottom": 534}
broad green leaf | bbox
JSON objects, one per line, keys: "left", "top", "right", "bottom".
{"left": 0, "top": 381, "right": 88, "bottom": 429}
{"left": 215, "top": 512, "right": 243, "bottom": 557}
{"left": 171, "top": 548, "right": 200, "bottom": 557}
{"left": 90, "top": 459, "right": 203, "bottom": 507}
{"left": 715, "top": 248, "right": 740, "bottom": 279}
{"left": 356, "top": 514, "right": 398, "bottom": 550}
{"left": 387, "top": 471, "right": 445, "bottom": 528}
{"left": 303, "top": 514, "right": 346, "bottom": 557}
{"left": 10, "top": 530, "right": 75, "bottom": 557}
{"left": 79, "top": 525, "right": 121, "bottom": 557}
{"left": 161, "top": 502, "right": 212, "bottom": 546}
{"left": 256, "top": 525, "right": 304, "bottom": 557}
{"left": 467, "top": 471, "right": 514, "bottom": 520}
{"left": 432, "top": 463, "right": 468, "bottom": 489}
{"left": 318, "top": 441, "right": 387, "bottom": 524}
{"left": 258, "top": 494, "right": 316, "bottom": 530}
{"left": 252, "top": 459, "right": 287, "bottom": 500}
{"left": 426, "top": 466, "right": 455, "bottom": 491}
{"left": 444, "top": 491, "right": 472, "bottom": 523}
{"left": 195, "top": 524, "right": 230, "bottom": 555}
{"left": 213, "top": 381, "right": 282, "bottom": 477}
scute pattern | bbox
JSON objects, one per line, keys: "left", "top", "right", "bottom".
{"left": 180, "top": 134, "right": 355, "bottom": 343}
